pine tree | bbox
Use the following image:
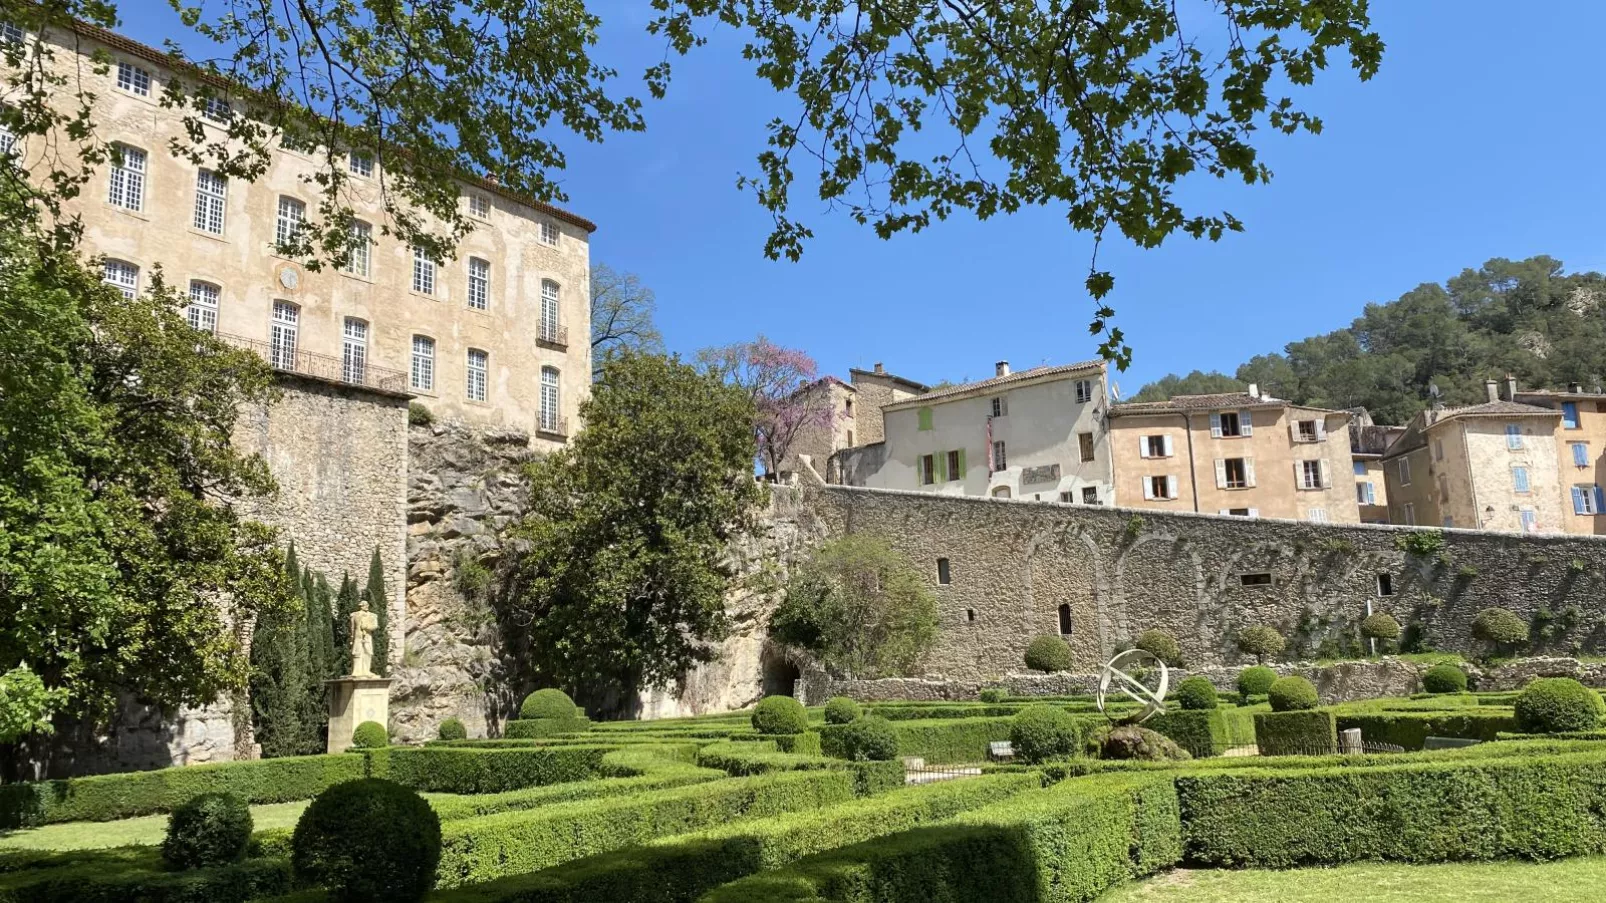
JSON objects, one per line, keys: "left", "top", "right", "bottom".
{"left": 364, "top": 548, "right": 390, "bottom": 676}
{"left": 334, "top": 574, "right": 360, "bottom": 675}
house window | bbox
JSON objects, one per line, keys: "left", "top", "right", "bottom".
{"left": 410, "top": 336, "right": 435, "bottom": 392}
{"left": 0, "top": 21, "right": 24, "bottom": 45}
{"left": 185, "top": 280, "right": 219, "bottom": 333}
{"left": 348, "top": 153, "right": 374, "bottom": 177}
{"left": 920, "top": 454, "right": 935, "bottom": 485}
{"left": 1057, "top": 603, "right": 1073, "bottom": 636}
{"left": 1075, "top": 379, "right": 1094, "bottom": 404}
{"left": 193, "top": 170, "right": 226, "bottom": 234}
{"left": 1146, "top": 475, "right": 1177, "bottom": 500}
{"left": 1221, "top": 458, "right": 1249, "bottom": 489}
{"left": 1520, "top": 508, "right": 1538, "bottom": 533}
{"left": 917, "top": 408, "right": 933, "bottom": 431}
{"left": 1563, "top": 402, "right": 1580, "bottom": 429}
{"left": 1573, "top": 442, "right": 1590, "bottom": 468}
{"left": 341, "top": 318, "right": 368, "bottom": 384}
{"left": 540, "top": 367, "right": 561, "bottom": 433}
{"left": 1307, "top": 507, "right": 1329, "bottom": 523}
{"left": 1572, "top": 485, "right": 1604, "bottom": 516}
{"left": 412, "top": 246, "right": 436, "bottom": 295}
{"left": 201, "top": 96, "right": 232, "bottom": 123}
{"left": 107, "top": 145, "right": 146, "bottom": 211}
{"left": 1437, "top": 474, "right": 1449, "bottom": 503}
{"left": 1403, "top": 502, "right": 1416, "bottom": 525}
{"left": 992, "top": 440, "right": 1007, "bottom": 471}
{"left": 269, "top": 301, "right": 298, "bottom": 369}
{"left": 937, "top": 558, "right": 951, "bottom": 585}
{"left": 1376, "top": 573, "right": 1394, "bottom": 596}
{"left": 1505, "top": 424, "right": 1523, "bottom": 449}
{"left": 846, "top": 430, "right": 853, "bottom": 446}
{"left": 102, "top": 259, "right": 138, "bottom": 298}
{"left": 1299, "top": 459, "right": 1324, "bottom": 489}
{"left": 116, "top": 61, "right": 151, "bottom": 96}
{"left": 1512, "top": 466, "right": 1530, "bottom": 494}
{"left": 540, "top": 280, "right": 561, "bottom": 341}
{"left": 1356, "top": 481, "right": 1376, "bottom": 505}
{"left": 539, "top": 220, "right": 559, "bottom": 245}
{"left": 344, "top": 220, "right": 372, "bottom": 277}
{"left": 1081, "top": 487, "right": 1099, "bottom": 505}
{"left": 991, "top": 397, "right": 1006, "bottom": 417}
{"left": 1216, "top": 411, "right": 1242, "bottom": 437}
{"left": 1226, "top": 508, "right": 1252, "bottom": 517}
{"left": 1295, "top": 420, "right": 1318, "bottom": 442}
{"left": 466, "top": 349, "right": 488, "bottom": 402}
{"left": 966, "top": 609, "right": 976, "bottom": 623}
{"left": 1240, "top": 573, "right": 1273, "bottom": 587}
{"left": 1078, "top": 432, "right": 1096, "bottom": 462}
{"left": 0, "top": 122, "right": 15, "bottom": 158}
{"left": 946, "top": 450, "right": 962, "bottom": 482}
{"left": 1143, "top": 435, "right": 1171, "bottom": 458}
{"left": 275, "top": 196, "right": 305, "bottom": 249}
{"left": 1433, "top": 438, "right": 1444, "bottom": 461}
{"left": 467, "top": 257, "right": 490, "bottom": 310}
{"left": 1399, "top": 457, "right": 1412, "bottom": 485}
{"left": 1352, "top": 461, "right": 1367, "bottom": 476}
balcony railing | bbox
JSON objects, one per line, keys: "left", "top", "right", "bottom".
{"left": 536, "top": 415, "right": 570, "bottom": 439}
{"left": 536, "top": 323, "right": 568, "bottom": 349}
{"left": 218, "top": 332, "right": 409, "bottom": 393}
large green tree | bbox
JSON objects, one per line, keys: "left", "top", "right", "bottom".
{"left": 0, "top": 187, "right": 292, "bottom": 738}
{"left": 1, "top": 1, "right": 1380, "bottom": 364}
{"left": 507, "top": 352, "right": 762, "bottom": 706}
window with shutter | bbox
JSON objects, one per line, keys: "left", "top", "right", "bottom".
{"left": 1163, "top": 435, "right": 1174, "bottom": 457}
{"left": 1214, "top": 459, "right": 1227, "bottom": 489}
{"left": 948, "top": 450, "right": 964, "bottom": 481}
{"left": 1403, "top": 502, "right": 1415, "bottom": 525}
{"left": 1239, "top": 410, "right": 1253, "bottom": 437}
{"left": 917, "top": 408, "right": 933, "bottom": 431}
{"left": 1209, "top": 413, "right": 1222, "bottom": 438}
{"left": 1078, "top": 432, "right": 1095, "bottom": 462}
{"left": 1573, "top": 443, "right": 1590, "bottom": 467}
{"left": 1563, "top": 402, "right": 1580, "bottom": 429}
{"left": 1166, "top": 474, "right": 1178, "bottom": 499}
{"left": 1512, "top": 466, "right": 1530, "bottom": 493}
{"left": 1399, "top": 458, "right": 1412, "bottom": 485}
{"left": 1505, "top": 424, "right": 1523, "bottom": 449}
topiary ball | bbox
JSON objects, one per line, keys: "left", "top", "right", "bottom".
{"left": 1237, "top": 666, "right": 1277, "bottom": 698}
{"left": 437, "top": 718, "right": 467, "bottom": 741}
{"left": 291, "top": 778, "right": 441, "bottom": 903}
{"left": 161, "top": 792, "right": 253, "bottom": 870}
{"left": 1421, "top": 663, "right": 1469, "bottom": 694}
{"left": 1472, "top": 608, "right": 1528, "bottom": 647}
{"left": 1010, "top": 704, "right": 1080, "bottom": 764}
{"left": 1135, "top": 629, "right": 1182, "bottom": 667}
{"left": 838, "top": 715, "right": 899, "bottom": 761}
{"left": 1088, "top": 724, "right": 1191, "bottom": 762}
{"left": 1514, "top": 677, "right": 1605, "bottom": 734}
{"left": 351, "top": 721, "right": 389, "bottom": 749}
{"left": 1237, "top": 626, "right": 1286, "bottom": 662}
{"left": 822, "top": 696, "right": 862, "bottom": 725}
{"left": 1360, "top": 612, "right": 1402, "bottom": 641}
{"left": 1268, "top": 676, "right": 1319, "bottom": 712}
{"left": 519, "top": 688, "right": 579, "bottom": 720}
{"left": 1173, "top": 676, "right": 1218, "bottom": 711}
{"left": 978, "top": 688, "right": 1007, "bottom": 704}
{"left": 751, "top": 695, "right": 808, "bottom": 735}
{"left": 1023, "top": 635, "right": 1074, "bottom": 673}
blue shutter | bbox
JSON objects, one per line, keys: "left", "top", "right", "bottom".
{"left": 1513, "top": 467, "right": 1529, "bottom": 493}
{"left": 1573, "top": 486, "right": 1586, "bottom": 514}
{"left": 1564, "top": 402, "right": 1579, "bottom": 429}
{"left": 1596, "top": 486, "right": 1605, "bottom": 513}
{"left": 1575, "top": 443, "right": 1590, "bottom": 467}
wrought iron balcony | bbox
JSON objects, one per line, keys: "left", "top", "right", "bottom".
{"left": 536, "top": 415, "right": 569, "bottom": 439}
{"left": 536, "top": 323, "right": 568, "bottom": 349}
{"left": 218, "top": 332, "right": 409, "bottom": 393}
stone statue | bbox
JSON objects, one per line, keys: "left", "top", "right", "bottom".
{"left": 349, "top": 599, "right": 380, "bottom": 677}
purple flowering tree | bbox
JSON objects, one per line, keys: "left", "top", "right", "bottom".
{"left": 699, "top": 336, "right": 837, "bottom": 477}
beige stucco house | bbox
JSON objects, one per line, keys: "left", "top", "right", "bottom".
{"left": 1512, "top": 381, "right": 1606, "bottom": 535}
{"left": 1349, "top": 410, "right": 1402, "bottom": 524}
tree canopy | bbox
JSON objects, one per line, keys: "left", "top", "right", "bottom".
{"left": 1133, "top": 256, "right": 1606, "bottom": 424}
{"left": 590, "top": 264, "right": 663, "bottom": 379}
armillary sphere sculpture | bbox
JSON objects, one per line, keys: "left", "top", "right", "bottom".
{"left": 1095, "top": 648, "right": 1170, "bottom": 724}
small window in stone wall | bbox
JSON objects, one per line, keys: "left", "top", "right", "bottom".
{"left": 1376, "top": 573, "right": 1394, "bottom": 596}
{"left": 966, "top": 609, "right": 976, "bottom": 623}
{"left": 1057, "top": 603, "right": 1073, "bottom": 635}
{"left": 1240, "top": 572, "right": 1273, "bottom": 587}
{"left": 937, "top": 557, "right": 951, "bottom": 585}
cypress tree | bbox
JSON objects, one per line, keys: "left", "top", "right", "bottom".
{"left": 250, "top": 547, "right": 312, "bottom": 757}
{"left": 334, "top": 574, "right": 360, "bottom": 675}
{"left": 363, "top": 548, "right": 390, "bottom": 676}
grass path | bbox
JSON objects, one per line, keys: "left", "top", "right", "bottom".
{"left": 0, "top": 801, "right": 311, "bottom": 851}
{"left": 1099, "top": 858, "right": 1606, "bottom": 902}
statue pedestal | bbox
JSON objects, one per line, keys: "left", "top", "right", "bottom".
{"left": 326, "top": 676, "right": 394, "bottom": 754}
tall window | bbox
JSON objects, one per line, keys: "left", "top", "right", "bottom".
{"left": 1300, "top": 459, "right": 1324, "bottom": 489}
{"left": 116, "top": 61, "right": 151, "bottom": 96}
{"left": 412, "top": 246, "right": 436, "bottom": 295}
{"left": 991, "top": 397, "right": 1006, "bottom": 417}
{"left": 540, "top": 367, "right": 561, "bottom": 432}
{"left": 193, "top": 170, "right": 226, "bottom": 234}
{"left": 107, "top": 145, "right": 146, "bottom": 211}
{"left": 275, "top": 196, "right": 304, "bottom": 249}
{"left": 1075, "top": 379, "right": 1094, "bottom": 403}
{"left": 539, "top": 220, "right": 559, "bottom": 245}
{"left": 1574, "top": 442, "right": 1591, "bottom": 468}
{"left": 201, "top": 96, "right": 232, "bottom": 123}
{"left": 1356, "top": 482, "right": 1376, "bottom": 505}
{"left": 468, "top": 194, "right": 491, "bottom": 218}
{"left": 0, "top": 21, "right": 24, "bottom": 45}
{"left": 1563, "top": 402, "right": 1580, "bottom": 429}
{"left": 1078, "top": 431, "right": 1096, "bottom": 462}
{"left": 992, "top": 440, "right": 1007, "bottom": 471}
{"left": 1512, "top": 466, "right": 1530, "bottom": 493}
{"left": 466, "top": 348, "right": 488, "bottom": 401}
{"left": 1402, "top": 502, "right": 1415, "bottom": 525}
{"left": 410, "top": 336, "right": 435, "bottom": 392}
{"left": 344, "top": 220, "right": 372, "bottom": 277}
{"left": 0, "top": 122, "right": 15, "bottom": 158}
{"left": 467, "top": 258, "right": 490, "bottom": 310}
{"left": 920, "top": 454, "right": 935, "bottom": 485}
{"left": 186, "top": 280, "right": 219, "bottom": 333}
{"left": 1505, "top": 423, "right": 1524, "bottom": 449}
{"left": 342, "top": 318, "right": 368, "bottom": 384}
{"left": 269, "top": 301, "right": 298, "bottom": 369}
{"left": 1399, "top": 457, "right": 1412, "bottom": 485}
{"left": 946, "top": 450, "right": 962, "bottom": 482}
{"left": 348, "top": 153, "right": 373, "bottom": 177}
{"left": 102, "top": 259, "right": 138, "bottom": 298}
{"left": 540, "top": 280, "right": 560, "bottom": 340}
{"left": 1057, "top": 603, "right": 1073, "bottom": 636}
{"left": 1574, "top": 485, "right": 1604, "bottom": 516}
{"left": 1214, "top": 411, "right": 1243, "bottom": 437}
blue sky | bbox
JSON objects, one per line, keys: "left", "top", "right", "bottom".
{"left": 126, "top": 2, "right": 1606, "bottom": 394}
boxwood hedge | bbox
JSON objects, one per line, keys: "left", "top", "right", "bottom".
{"left": 503, "top": 717, "right": 593, "bottom": 739}
{"left": 383, "top": 746, "right": 611, "bottom": 794}
{"left": 1335, "top": 711, "right": 1517, "bottom": 750}
{"left": 0, "top": 845, "right": 292, "bottom": 903}
{"left": 1253, "top": 710, "right": 1337, "bottom": 756}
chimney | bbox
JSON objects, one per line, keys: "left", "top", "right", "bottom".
{"left": 1247, "top": 383, "right": 1260, "bottom": 399}
{"left": 996, "top": 360, "right": 1010, "bottom": 377}
{"left": 1504, "top": 374, "right": 1518, "bottom": 401}
{"left": 1485, "top": 379, "right": 1499, "bottom": 403}
{"left": 873, "top": 362, "right": 885, "bottom": 375}
{"left": 1570, "top": 382, "right": 1583, "bottom": 394}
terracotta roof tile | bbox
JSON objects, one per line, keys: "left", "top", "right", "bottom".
{"left": 882, "top": 360, "right": 1105, "bottom": 409}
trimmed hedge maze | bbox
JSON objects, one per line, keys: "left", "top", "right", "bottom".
{"left": 4, "top": 685, "right": 1606, "bottom": 902}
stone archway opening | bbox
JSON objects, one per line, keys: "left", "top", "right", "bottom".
{"left": 761, "top": 654, "right": 801, "bottom": 698}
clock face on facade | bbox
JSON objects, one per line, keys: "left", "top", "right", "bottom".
{"left": 279, "top": 267, "right": 299, "bottom": 290}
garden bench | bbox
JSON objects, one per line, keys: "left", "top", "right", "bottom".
{"left": 988, "top": 741, "right": 1014, "bottom": 761}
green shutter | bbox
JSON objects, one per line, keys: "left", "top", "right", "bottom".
{"left": 958, "top": 448, "right": 967, "bottom": 478}
{"left": 918, "top": 408, "right": 932, "bottom": 431}
{"left": 937, "top": 451, "right": 948, "bottom": 482}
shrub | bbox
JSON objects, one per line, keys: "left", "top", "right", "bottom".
{"left": 437, "top": 718, "right": 467, "bottom": 741}
{"left": 1253, "top": 710, "right": 1337, "bottom": 756}
{"left": 1421, "top": 663, "right": 1469, "bottom": 694}
{"left": 1237, "top": 626, "right": 1286, "bottom": 663}
{"left": 1472, "top": 607, "right": 1528, "bottom": 649}
{"left": 1237, "top": 665, "right": 1277, "bottom": 698}
{"left": 1268, "top": 676, "right": 1319, "bottom": 712}
{"left": 383, "top": 746, "right": 607, "bottom": 793}
{"left": 520, "top": 688, "right": 580, "bottom": 720}
{"left": 503, "top": 715, "right": 592, "bottom": 738}
{"left": 978, "top": 688, "right": 1007, "bottom": 704}
{"left": 1360, "top": 612, "right": 1401, "bottom": 641}
{"left": 1135, "top": 629, "right": 1182, "bottom": 666}
{"left": 1146, "top": 710, "right": 1230, "bottom": 758}
{"left": 351, "top": 721, "right": 389, "bottom": 749}
{"left": 1023, "top": 635, "right": 1073, "bottom": 673}
{"left": 1173, "top": 676, "right": 1218, "bottom": 711}
{"left": 752, "top": 695, "right": 809, "bottom": 735}
{"left": 291, "top": 778, "right": 442, "bottom": 903}
{"left": 407, "top": 401, "right": 435, "bottom": 426}
{"left": 1088, "top": 724, "right": 1190, "bottom": 761}
{"left": 822, "top": 716, "right": 1024, "bottom": 765}
{"left": 823, "top": 697, "right": 862, "bottom": 725}
{"left": 161, "top": 792, "right": 253, "bottom": 869}
{"left": 1514, "top": 677, "right": 1605, "bottom": 734}
{"left": 838, "top": 716, "right": 899, "bottom": 761}
{"left": 774, "top": 732, "right": 824, "bottom": 756}
{"left": 1011, "top": 704, "right": 1080, "bottom": 763}
{"left": 1334, "top": 711, "right": 1515, "bottom": 750}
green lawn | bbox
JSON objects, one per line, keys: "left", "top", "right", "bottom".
{"left": 1100, "top": 858, "right": 1606, "bottom": 902}
{"left": 0, "top": 801, "right": 311, "bottom": 851}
